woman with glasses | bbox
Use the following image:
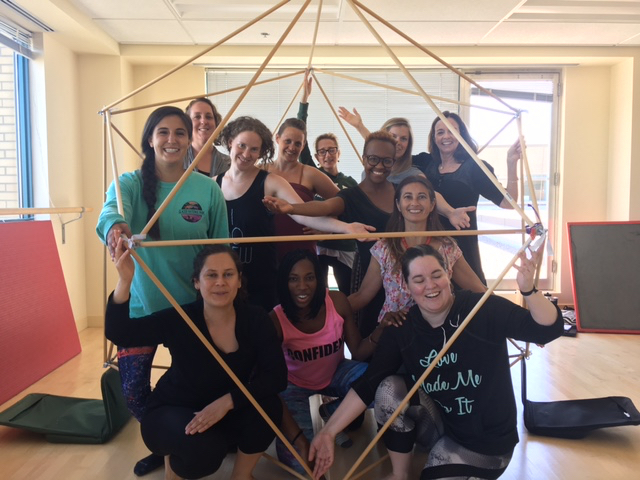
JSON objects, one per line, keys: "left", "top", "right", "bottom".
{"left": 264, "top": 131, "right": 398, "bottom": 339}
{"left": 296, "top": 72, "right": 359, "bottom": 295}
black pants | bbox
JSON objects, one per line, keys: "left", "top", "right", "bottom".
{"left": 141, "top": 395, "right": 282, "bottom": 479}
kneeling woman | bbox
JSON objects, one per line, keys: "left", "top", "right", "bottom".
{"left": 106, "top": 242, "right": 287, "bottom": 480}
{"left": 310, "top": 244, "right": 563, "bottom": 480}
{"left": 271, "top": 249, "right": 396, "bottom": 474}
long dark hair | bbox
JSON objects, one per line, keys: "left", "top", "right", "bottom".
{"left": 140, "top": 106, "right": 192, "bottom": 240}
{"left": 276, "top": 249, "right": 326, "bottom": 324}
{"left": 385, "top": 176, "right": 452, "bottom": 269}
{"left": 191, "top": 244, "right": 248, "bottom": 304}
{"left": 428, "top": 111, "right": 477, "bottom": 165}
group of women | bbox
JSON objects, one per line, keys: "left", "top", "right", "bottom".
{"left": 98, "top": 87, "right": 562, "bottom": 480}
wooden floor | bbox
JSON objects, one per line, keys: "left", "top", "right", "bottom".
{"left": 1, "top": 327, "right": 639, "bottom": 480}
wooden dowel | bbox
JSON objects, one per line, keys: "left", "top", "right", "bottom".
{"left": 477, "top": 115, "right": 517, "bottom": 154}
{"left": 110, "top": 122, "right": 144, "bottom": 159}
{"left": 105, "top": 112, "right": 124, "bottom": 217}
{"left": 350, "top": 0, "right": 519, "bottom": 114}
{"left": 348, "top": 0, "right": 534, "bottom": 228}
{"left": 261, "top": 453, "right": 309, "bottom": 480}
{"left": 137, "top": 228, "right": 525, "bottom": 248}
{"left": 101, "top": 0, "right": 293, "bottom": 111}
{"left": 128, "top": 248, "right": 314, "bottom": 479}
{"left": 140, "top": 0, "right": 314, "bottom": 237}
{"left": 110, "top": 71, "right": 305, "bottom": 116}
{"left": 518, "top": 115, "right": 540, "bottom": 214}
{"left": 0, "top": 207, "right": 93, "bottom": 215}
{"left": 350, "top": 454, "right": 390, "bottom": 480}
{"left": 343, "top": 235, "right": 535, "bottom": 479}
{"left": 273, "top": 73, "right": 305, "bottom": 134}
{"left": 314, "top": 68, "right": 514, "bottom": 117}
{"left": 311, "top": 71, "right": 364, "bottom": 165}
{"left": 307, "top": 0, "right": 323, "bottom": 69}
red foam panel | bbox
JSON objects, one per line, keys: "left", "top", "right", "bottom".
{"left": 0, "top": 221, "right": 81, "bottom": 405}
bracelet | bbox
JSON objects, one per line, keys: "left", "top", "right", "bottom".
{"left": 520, "top": 286, "right": 538, "bottom": 296}
{"left": 290, "top": 429, "right": 304, "bottom": 444}
{"left": 368, "top": 334, "right": 378, "bottom": 345}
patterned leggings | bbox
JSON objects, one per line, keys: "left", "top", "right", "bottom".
{"left": 116, "top": 345, "right": 157, "bottom": 421}
{"left": 276, "top": 359, "right": 368, "bottom": 474}
{"left": 375, "top": 375, "right": 512, "bottom": 480}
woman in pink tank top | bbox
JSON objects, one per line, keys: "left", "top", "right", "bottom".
{"left": 269, "top": 249, "right": 398, "bottom": 475}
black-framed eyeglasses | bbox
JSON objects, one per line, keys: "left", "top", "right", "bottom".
{"left": 364, "top": 155, "right": 395, "bottom": 168}
{"left": 316, "top": 147, "right": 338, "bottom": 156}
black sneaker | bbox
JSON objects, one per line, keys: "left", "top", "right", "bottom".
{"left": 133, "top": 453, "right": 164, "bottom": 476}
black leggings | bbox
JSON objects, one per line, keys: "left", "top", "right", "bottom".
{"left": 141, "top": 395, "right": 282, "bottom": 479}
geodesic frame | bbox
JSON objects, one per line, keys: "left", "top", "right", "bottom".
{"left": 99, "top": 1, "right": 546, "bottom": 478}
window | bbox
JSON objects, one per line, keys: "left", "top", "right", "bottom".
{"left": 0, "top": 16, "right": 33, "bottom": 220}
{"left": 206, "top": 68, "right": 559, "bottom": 291}
{"left": 206, "top": 68, "right": 458, "bottom": 180}
{"left": 465, "top": 72, "right": 560, "bottom": 291}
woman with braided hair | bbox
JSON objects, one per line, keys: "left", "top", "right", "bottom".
{"left": 97, "top": 105, "right": 228, "bottom": 475}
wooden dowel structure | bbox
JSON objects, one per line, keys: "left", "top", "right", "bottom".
{"left": 137, "top": 228, "right": 525, "bottom": 249}
{"left": 101, "top": 0, "right": 293, "bottom": 111}
{"left": 138, "top": 0, "right": 314, "bottom": 238}
{"left": 477, "top": 115, "right": 518, "bottom": 154}
{"left": 110, "top": 70, "right": 305, "bottom": 116}
{"left": 345, "top": 0, "right": 534, "bottom": 227}
{"left": 307, "top": 0, "right": 323, "bottom": 69}
{"left": 314, "top": 68, "right": 514, "bottom": 117}
{"left": 517, "top": 115, "right": 540, "bottom": 215}
{"left": 105, "top": 110, "right": 124, "bottom": 217}
{"left": 311, "top": 71, "right": 364, "bottom": 165}
{"left": 127, "top": 247, "right": 315, "bottom": 479}
{"left": 261, "top": 453, "right": 309, "bottom": 480}
{"left": 110, "top": 122, "right": 143, "bottom": 159}
{"left": 343, "top": 234, "right": 536, "bottom": 479}
{"left": 350, "top": 454, "right": 390, "bottom": 480}
{"left": 273, "top": 73, "right": 305, "bottom": 135}
{"left": 350, "top": 0, "right": 518, "bottom": 114}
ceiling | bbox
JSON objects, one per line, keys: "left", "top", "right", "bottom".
{"left": 7, "top": 0, "right": 640, "bottom": 50}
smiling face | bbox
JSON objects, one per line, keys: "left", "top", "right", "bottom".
{"left": 228, "top": 130, "right": 263, "bottom": 170}
{"left": 388, "top": 125, "right": 410, "bottom": 159}
{"left": 315, "top": 138, "right": 340, "bottom": 172}
{"left": 434, "top": 118, "right": 460, "bottom": 157}
{"left": 287, "top": 258, "right": 317, "bottom": 311}
{"left": 194, "top": 252, "right": 241, "bottom": 309}
{"left": 397, "top": 181, "right": 435, "bottom": 225}
{"left": 363, "top": 139, "right": 396, "bottom": 184}
{"left": 188, "top": 101, "right": 216, "bottom": 145}
{"left": 148, "top": 115, "right": 190, "bottom": 167}
{"left": 276, "top": 127, "right": 305, "bottom": 163}
{"left": 406, "top": 254, "right": 453, "bottom": 322}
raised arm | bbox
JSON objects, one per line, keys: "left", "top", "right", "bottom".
{"left": 514, "top": 242, "right": 557, "bottom": 326}
{"left": 499, "top": 138, "right": 522, "bottom": 209}
{"left": 297, "top": 71, "right": 318, "bottom": 169}
{"left": 337, "top": 107, "right": 371, "bottom": 139}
